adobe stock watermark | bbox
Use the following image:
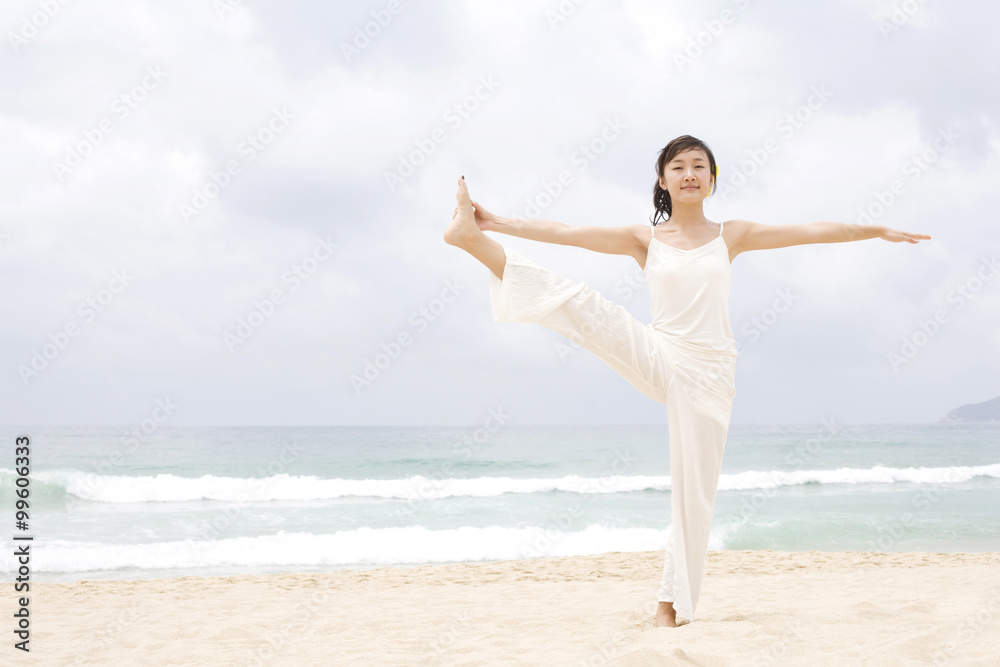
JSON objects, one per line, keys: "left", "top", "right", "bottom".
{"left": 428, "top": 609, "right": 475, "bottom": 661}
{"left": 555, "top": 293, "right": 619, "bottom": 363}
{"left": 672, "top": 0, "right": 754, "bottom": 73}
{"left": 886, "top": 253, "right": 998, "bottom": 371}
{"left": 878, "top": 0, "right": 929, "bottom": 39}
{"left": 673, "top": 286, "right": 799, "bottom": 412}
{"left": 8, "top": 0, "right": 72, "bottom": 53}
{"left": 223, "top": 236, "right": 339, "bottom": 352}
{"left": 180, "top": 107, "right": 294, "bottom": 223}
{"left": 584, "top": 588, "right": 660, "bottom": 665}
{"left": 351, "top": 277, "right": 466, "bottom": 394}
{"left": 931, "top": 585, "right": 1000, "bottom": 665}
{"left": 728, "top": 417, "right": 844, "bottom": 535}
{"left": 555, "top": 265, "right": 647, "bottom": 362}
{"left": 51, "top": 65, "right": 167, "bottom": 182}
{"left": 557, "top": 278, "right": 797, "bottom": 367}
{"left": 214, "top": 0, "right": 243, "bottom": 20}
{"left": 716, "top": 85, "right": 833, "bottom": 202}
{"left": 544, "top": 0, "right": 589, "bottom": 29}
{"left": 520, "top": 116, "right": 628, "bottom": 220}
{"left": 244, "top": 590, "right": 330, "bottom": 667}
{"left": 384, "top": 74, "right": 500, "bottom": 192}
{"left": 748, "top": 619, "right": 808, "bottom": 667}
{"left": 648, "top": 289, "right": 799, "bottom": 407}
{"left": 867, "top": 459, "right": 963, "bottom": 551}
{"left": 734, "top": 288, "right": 799, "bottom": 355}
{"left": 553, "top": 257, "right": 666, "bottom": 363}
{"left": 395, "top": 407, "right": 511, "bottom": 520}
{"left": 67, "top": 602, "right": 140, "bottom": 667}
{"left": 188, "top": 438, "right": 306, "bottom": 550}
{"left": 76, "top": 397, "right": 180, "bottom": 496}
{"left": 519, "top": 449, "right": 636, "bottom": 559}
{"left": 854, "top": 124, "right": 959, "bottom": 231}
{"left": 17, "top": 269, "right": 133, "bottom": 386}
{"left": 340, "top": 0, "right": 403, "bottom": 63}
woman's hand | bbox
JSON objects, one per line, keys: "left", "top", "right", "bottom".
{"left": 879, "top": 227, "right": 932, "bottom": 244}
{"left": 470, "top": 200, "right": 500, "bottom": 232}
{"left": 452, "top": 198, "right": 500, "bottom": 232}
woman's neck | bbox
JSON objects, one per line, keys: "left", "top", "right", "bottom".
{"left": 665, "top": 200, "right": 711, "bottom": 228}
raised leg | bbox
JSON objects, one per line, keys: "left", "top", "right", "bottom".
{"left": 488, "top": 246, "right": 673, "bottom": 406}
{"left": 443, "top": 176, "right": 506, "bottom": 280}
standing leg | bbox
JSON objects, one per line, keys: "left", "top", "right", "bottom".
{"left": 657, "top": 352, "right": 737, "bottom": 625}
{"left": 656, "top": 524, "right": 679, "bottom": 627}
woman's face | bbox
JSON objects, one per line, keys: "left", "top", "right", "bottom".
{"left": 659, "top": 148, "right": 713, "bottom": 201}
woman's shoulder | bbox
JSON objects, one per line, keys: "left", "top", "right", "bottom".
{"left": 719, "top": 219, "right": 750, "bottom": 229}
{"left": 626, "top": 223, "right": 653, "bottom": 241}
{"left": 719, "top": 219, "right": 752, "bottom": 241}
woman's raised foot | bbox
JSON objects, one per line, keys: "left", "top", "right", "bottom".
{"left": 443, "top": 176, "right": 481, "bottom": 248}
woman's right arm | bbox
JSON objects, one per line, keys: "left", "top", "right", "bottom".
{"left": 496, "top": 216, "right": 646, "bottom": 258}
{"left": 476, "top": 202, "right": 645, "bottom": 257}
{"left": 491, "top": 216, "right": 569, "bottom": 243}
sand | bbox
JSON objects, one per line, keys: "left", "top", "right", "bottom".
{"left": 8, "top": 550, "right": 1000, "bottom": 666}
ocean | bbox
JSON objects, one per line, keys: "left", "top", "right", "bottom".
{"left": 1, "top": 423, "right": 998, "bottom": 583}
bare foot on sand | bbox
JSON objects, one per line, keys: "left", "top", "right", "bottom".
{"left": 654, "top": 601, "right": 678, "bottom": 628}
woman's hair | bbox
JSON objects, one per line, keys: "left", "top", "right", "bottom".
{"left": 650, "top": 135, "right": 718, "bottom": 226}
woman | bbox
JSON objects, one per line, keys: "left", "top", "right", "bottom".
{"left": 442, "top": 134, "right": 931, "bottom": 627}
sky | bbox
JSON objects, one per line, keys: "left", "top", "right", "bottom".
{"left": 1, "top": 0, "right": 998, "bottom": 427}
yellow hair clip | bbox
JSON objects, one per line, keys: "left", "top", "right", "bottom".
{"left": 707, "top": 164, "right": 719, "bottom": 196}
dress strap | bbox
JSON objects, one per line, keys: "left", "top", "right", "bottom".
{"left": 719, "top": 220, "right": 724, "bottom": 236}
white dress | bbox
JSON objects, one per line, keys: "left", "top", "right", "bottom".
{"left": 488, "top": 220, "right": 737, "bottom": 623}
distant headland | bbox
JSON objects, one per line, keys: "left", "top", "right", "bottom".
{"left": 939, "top": 395, "right": 1000, "bottom": 423}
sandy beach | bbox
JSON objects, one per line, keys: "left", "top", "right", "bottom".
{"left": 8, "top": 550, "right": 998, "bottom": 666}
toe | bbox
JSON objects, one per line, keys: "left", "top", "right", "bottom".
{"left": 456, "top": 177, "right": 472, "bottom": 207}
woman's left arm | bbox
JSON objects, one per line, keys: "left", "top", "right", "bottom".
{"left": 730, "top": 219, "right": 931, "bottom": 254}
